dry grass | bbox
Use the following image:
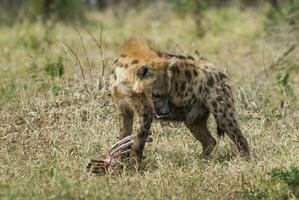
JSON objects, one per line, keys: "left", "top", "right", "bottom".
{"left": 0, "top": 4, "right": 299, "bottom": 200}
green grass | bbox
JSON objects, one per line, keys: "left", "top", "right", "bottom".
{"left": 0, "top": 4, "right": 299, "bottom": 200}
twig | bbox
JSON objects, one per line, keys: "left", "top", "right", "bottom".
{"left": 74, "top": 25, "right": 93, "bottom": 84}
{"left": 256, "top": 43, "right": 297, "bottom": 78}
{"left": 80, "top": 24, "right": 107, "bottom": 77}
{"left": 60, "top": 41, "right": 86, "bottom": 80}
{"left": 59, "top": 40, "right": 89, "bottom": 92}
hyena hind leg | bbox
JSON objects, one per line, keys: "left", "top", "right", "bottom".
{"left": 185, "top": 111, "right": 217, "bottom": 159}
{"left": 216, "top": 114, "right": 250, "bottom": 159}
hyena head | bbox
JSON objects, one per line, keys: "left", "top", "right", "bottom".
{"left": 134, "top": 61, "right": 171, "bottom": 118}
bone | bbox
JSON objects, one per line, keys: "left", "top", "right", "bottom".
{"left": 87, "top": 135, "right": 154, "bottom": 174}
{"left": 109, "top": 135, "right": 153, "bottom": 157}
{"left": 110, "top": 140, "right": 134, "bottom": 156}
{"left": 110, "top": 134, "right": 136, "bottom": 151}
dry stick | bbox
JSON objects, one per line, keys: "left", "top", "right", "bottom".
{"left": 58, "top": 43, "right": 81, "bottom": 81}
{"left": 60, "top": 41, "right": 90, "bottom": 92}
{"left": 74, "top": 26, "right": 93, "bottom": 84}
{"left": 81, "top": 24, "right": 107, "bottom": 77}
{"left": 256, "top": 43, "right": 297, "bottom": 78}
{"left": 60, "top": 41, "right": 86, "bottom": 80}
{"left": 99, "top": 24, "right": 106, "bottom": 77}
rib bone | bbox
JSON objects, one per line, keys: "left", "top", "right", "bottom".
{"left": 87, "top": 134, "right": 153, "bottom": 174}
{"left": 109, "top": 134, "right": 136, "bottom": 152}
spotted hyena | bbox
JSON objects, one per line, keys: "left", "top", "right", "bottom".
{"left": 110, "top": 39, "right": 250, "bottom": 167}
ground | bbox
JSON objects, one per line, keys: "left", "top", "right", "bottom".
{"left": 0, "top": 4, "right": 299, "bottom": 200}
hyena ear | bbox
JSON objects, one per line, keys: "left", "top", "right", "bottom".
{"left": 136, "top": 65, "right": 152, "bottom": 79}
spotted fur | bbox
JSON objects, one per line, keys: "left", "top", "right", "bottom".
{"left": 110, "top": 39, "right": 250, "bottom": 167}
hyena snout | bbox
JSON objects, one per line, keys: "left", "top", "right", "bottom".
{"left": 153, "top": 98, "right": 170, "bottom": 118}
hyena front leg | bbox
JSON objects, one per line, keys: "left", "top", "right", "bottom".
{"left": 117, "top": 103, "right": 134, "bottom": 140}
{"left": 115, "top": 102, "right": 134, "bottom": 159}
{"left": 130, "top": 100, "right": 153, "bottom": 168}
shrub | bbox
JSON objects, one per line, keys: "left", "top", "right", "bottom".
{"left": 242, "top": 167, "right": 299, "bottom": 199}
{"left": 265, "top": 0, "right": 299, "bottom": 26}
{"left": 23, "top": 0, "right": 85, "bottom": 22}
{"left": 270, "top": 167, "right": 299, "bottom": 188}
{"left": 275, "top": 59, "right": 299, "bottom": 100}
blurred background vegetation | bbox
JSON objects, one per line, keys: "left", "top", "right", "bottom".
{"left": 0, "top": 0, "right": 298, "bottom": 40}
{"left": 0, "top": 0, "right": 298, "bottom": 25}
